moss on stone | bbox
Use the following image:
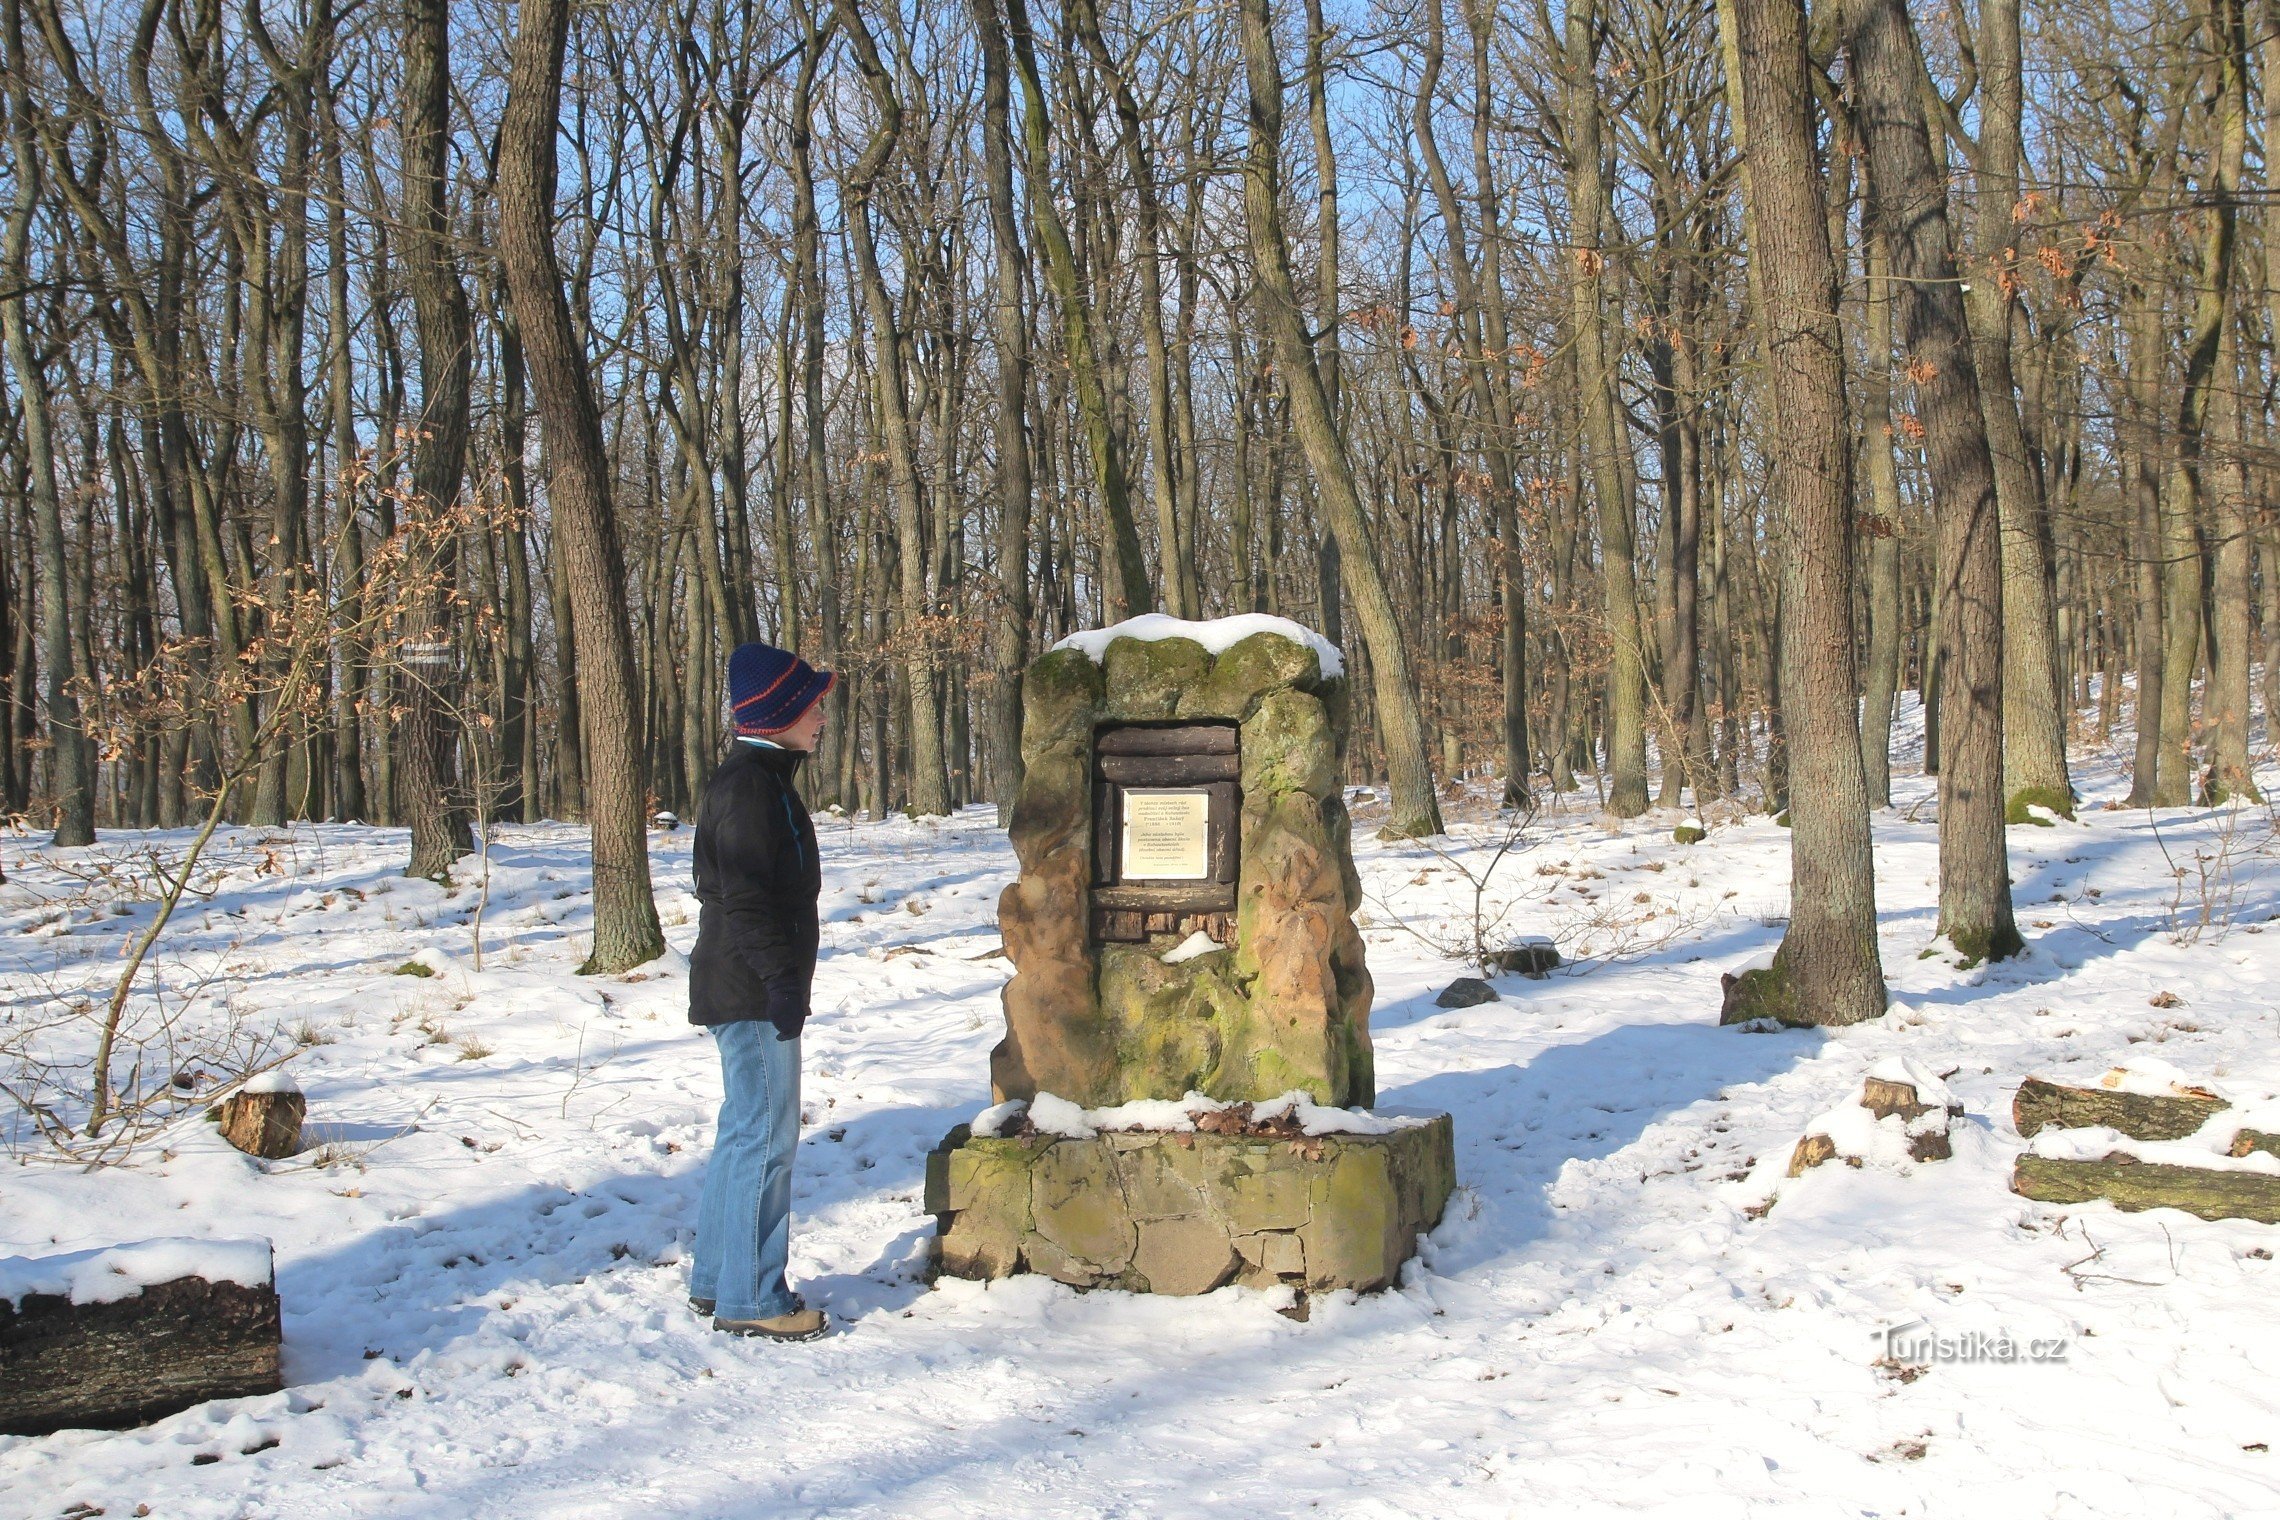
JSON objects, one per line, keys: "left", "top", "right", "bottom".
{"left": 1672, "top": 825, "right": 1706, "bottom": 845}
{"left": 1019, "top": 648, "right": 1102, "bottom": 759}
{"left": 1241, "top": 690, "right": 1337, "bottom": 799}
{"left": 2005, "top": 784, "right": 2075, "bottom": 825}
{"left": 1101, "top": 636, "right": 1214, "bottom": 721}
{"left": 1184, "top": 631, "right": 1322, "bottom": 721}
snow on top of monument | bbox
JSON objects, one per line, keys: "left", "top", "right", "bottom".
{"left": 1051, "top": 613, "right": 1344, "bottom": 678}
{"left": 0, "top": 1237, "right": 272, "bottom": 1309}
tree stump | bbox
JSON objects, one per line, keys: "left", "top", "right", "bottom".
{"left": 0, "top": 1242, "right": 282, "bottom": 1435}
{"left": 1787, "top": 1133, "right": 1839, "bottom": 1176}
{"left": 213, "top": 1084, "right": 304, "bottom": 1159}
{"left": 1791, "top": 1066, "right": 1961, "bottom": 1174}
{"left": 1862, "top": 1073, "right": 1964, "bottom": 1162}
{"left": 2012, "top": 1075, "right": 2227, "bottom": 1141}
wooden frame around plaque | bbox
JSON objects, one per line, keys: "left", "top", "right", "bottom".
{"left": 1091, "top": 722, "right": 1240, "bottom": 941}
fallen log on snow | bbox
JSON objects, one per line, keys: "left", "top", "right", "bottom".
{"left": 2011, "top": 1154, "right": 2280, "bottom": 1225}
{"left": 0, "top": 1239, "right": 281, "bottom": 1435}
{"left": 2012, "top": 1075, "right": 2227, "bottom": 1142}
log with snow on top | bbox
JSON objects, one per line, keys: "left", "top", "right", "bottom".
{"left": 0, "top": 1238, "right": 282, "bottom": 1435}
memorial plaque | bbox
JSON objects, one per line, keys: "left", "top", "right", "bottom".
{"left": 1121, "top": 790, "right": 1211, "bottom": 880}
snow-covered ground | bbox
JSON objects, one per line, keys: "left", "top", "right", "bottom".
{"left": 6, "top": 703, "right": 2280, "bottom": 1518}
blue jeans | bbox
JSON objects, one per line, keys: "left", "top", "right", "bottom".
{"left": 691, "top": 1021, "right": 802, "bottom": 1320}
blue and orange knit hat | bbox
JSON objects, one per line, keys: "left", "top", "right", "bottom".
{"left": 728, "top": 642, "right": 835, "bottom": 736}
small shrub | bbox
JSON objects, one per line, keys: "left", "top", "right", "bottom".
{"left": 394, "top": 961, "right": 436, "bottom": 978}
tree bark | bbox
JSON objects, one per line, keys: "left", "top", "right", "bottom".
{"left": 497, "top": 0, "right": 663, "bottom": 972}
{"left": 832, "top": 0, "right": 952, "bottom": 818}
{"left": 1717, "top": 0, "right": 1886, "bottom": 1027}
{"left": 1237, "top": 0, "right": 1441, "bottom": 838}
{"left": 1003, "top": 0, "right": 1151, "bottom": 620}
{"left": 1859, "top": 233, "right": 1904, "bottom": 807}
{"left": 974, "top": 0, "right": 1033, "bottom": 823}
{"left": 1563, "top": 0, "right": 1649, "bottom": 816}
{"left": 2, "top": 0, "right": 92, "bottom": 847}
{"left": 397, "top": 0, "right": 475, "bottom": 880}
{"left": 1965, "top": 0, "right": 2074, "bottom": 818}
{"left": 2153, "top": 0, "right": 2247, "bottom": 805}
{"left": 1849, "top": 0, "right": 2020, "bottom": 964}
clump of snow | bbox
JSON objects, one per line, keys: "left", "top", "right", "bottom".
{"left": 0, "top": 1238, "right": 273, "bottom": 1309}
{"left": 1161, "top": 931, "right": 1221, "bottom": 965}
{"left": 1051, "top": 613, "right": 1344, "bottom": 678}
{"left": 239, "top": 1067, "right": 301, "bottom": 1097}
{"left": 2097, "top": 1059, "right": 2226, "bottom": 1100}
{"left": 1248, "top": 1091, "right": 1426, "bottom": 1137}
{"left": 1087, "top": 1093, "right": 1228, "bottom": 1132}
{"left": 1865, "top": 1055, "right": 1956, "bottom": 1111}
{"left": 2027, "top": 1113, "right": 2280, "bottom": 1175}
{"left": 1798, "top": 1101, "right": 1924, "bottom": 1169}
{"left": 970, "top": 1099, "right": 1028, "bottom": 1138}
{"left": 970, "top": 1088, "right": 1422, "bottom": 1138}
{"left": 1026, "top": 1093, "right": 1097, "bottom": 1138}
{"left": 404, "top": 946, "right": 460, "bottom": 979}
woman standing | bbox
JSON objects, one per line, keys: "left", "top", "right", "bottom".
{"left": 686, "top": 641, "right": 835, "bottom": 1341}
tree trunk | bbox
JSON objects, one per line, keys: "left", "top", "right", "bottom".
{"left": 1859, "top": 233, "right": 1904, "bottom": 807}
{"left": 1966, "top": 0, "right": 2073, "bottom": 818}
{"left": 2, "top": 0, "right": 92, "bottom": 847}
{"left": 2153, "top": 0, "right": 2247, "bottom": 806}
{"left": 1003, "top": 0, "right": 1151, "bottom": 619}
{"left": 1564, "top": 0, "right": 1649, "bottom": 816}
{"left": 397, "top": 0, "right": 475, "bottom": 880}
{"left": 1718, "top": 0, "right": 1886, "bottom": 1028}
{"left": 1850, "top": 0, "right": 2019, "bottom": 964}
{"left": 1237, "top": 0, "right": 1441, "bottom": 839}
{"left": 497, "top": 0, "right": 663, "bottom": 972}
{"left": 974, "top": 0, "right": 1033, "bottom": 823}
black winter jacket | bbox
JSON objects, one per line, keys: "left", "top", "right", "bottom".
{"left": 688, "top": 740, "right": 822, "bottom": 1037}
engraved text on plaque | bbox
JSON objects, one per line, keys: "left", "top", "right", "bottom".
{"left": 1120, "top": 790, "right": 1211, "bottom": 880}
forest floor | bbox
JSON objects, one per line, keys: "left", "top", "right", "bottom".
{"left": 6, "top": 698, "right": 2280, "bottom": 1518}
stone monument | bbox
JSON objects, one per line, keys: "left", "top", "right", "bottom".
{"left": 926, "top": 616, "right": 1456, "bottom": 1298}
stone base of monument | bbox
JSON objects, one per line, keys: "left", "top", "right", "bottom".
{"left": 924, "top": 1114, "right": 1455, "bottom": 1297}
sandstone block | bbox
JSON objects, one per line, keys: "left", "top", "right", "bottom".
{"left": 927, "top": 1117, "right": 1454, "bottom": 1298}
{"left": 1133, "top": 1216, "right": 1240, "bottom": 1296}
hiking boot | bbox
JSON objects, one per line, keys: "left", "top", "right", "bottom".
{"left": 713, "top": 1307, "right": 829, "bottom": 1342}
{"left": 690, "top": 1291, "right": 800, "bottom": 1319}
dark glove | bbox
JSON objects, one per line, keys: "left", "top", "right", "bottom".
{"left": 764, "top": 976, "right": 808, "bottom": 1042}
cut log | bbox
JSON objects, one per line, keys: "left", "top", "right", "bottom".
{"left": 2011, "top": 1154, "right": 2280, "bottom": 1224}
{"left": 2231, "top": 1130, "right": 2280, "bottom": 1161}
{"left": 2012, "top": 1076, "right": 2226, "bottom": 1141}
{"left": 1094, "top": 723, "right": 1239, "bottom": 756}
{"left": 0, "top": 1244, "right": 282, "bottom": 1435}
{"left": 1097, "top": 751, "right": 1241, "bottom": 784}
{"left": 213, "top": 1087, "right": 305, "bottom": 1159}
